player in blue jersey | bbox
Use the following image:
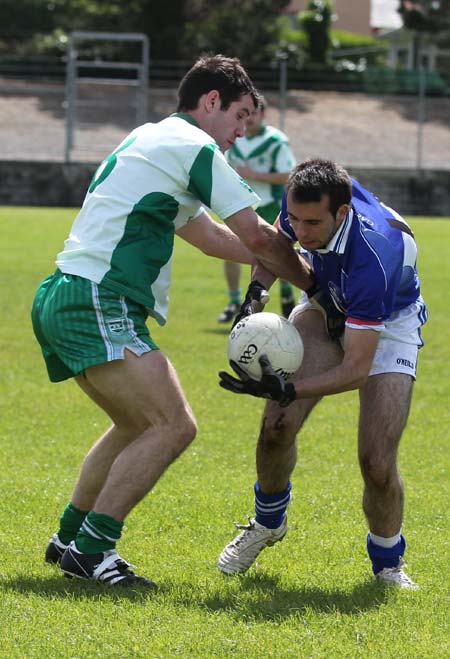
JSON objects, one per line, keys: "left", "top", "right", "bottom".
{"left": 218, "top": 158, "right": 427, "bottom": 589}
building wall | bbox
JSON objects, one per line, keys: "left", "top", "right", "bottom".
{"left": 1, "top": 161, "right": 449, "bottom": 217}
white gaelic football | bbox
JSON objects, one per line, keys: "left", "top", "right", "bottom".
{"left": 227, "top": 312, "right": 304, "bottom": 381}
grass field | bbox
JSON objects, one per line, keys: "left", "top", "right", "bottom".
{"left": 0, "top": 207, "right": 449, "bottom": 659}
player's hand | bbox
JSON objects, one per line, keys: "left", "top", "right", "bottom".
{"left": 219, "top": 354, "right": 296, "bottom": 407}
{"left": 231, "top": 280, "right": 270, "bottom": 329}
{"left": 306, "top": 282, "right": 346, "bottom": 340}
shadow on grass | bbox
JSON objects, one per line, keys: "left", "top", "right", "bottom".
{"left": 2, "top": 571, "right": 390, "bottom": 618}
{"left": 162, "top": 572, "right": 390, "bottom": 620}
{"left": 0, "top": 574, "right": 157, "bottom": 602}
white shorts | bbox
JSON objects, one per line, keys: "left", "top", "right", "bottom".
{"left": 291, "top": 296, "right": 427, "bottom": 380}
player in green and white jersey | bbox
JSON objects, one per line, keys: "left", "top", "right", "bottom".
{"left": 32, "top": 54, "right": 315, "bottom": 588}
{"left": 218, "top": 95, "right": 297, "bottom": 323}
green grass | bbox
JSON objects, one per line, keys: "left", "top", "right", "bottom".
{"left": 0, "top": 207, "right": 449, "bottom": 659}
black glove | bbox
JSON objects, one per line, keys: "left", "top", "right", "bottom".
{"left": 305, "top": 282, "right": 346, "bottom": 340}
{"left": 219, "top": 353, "right": 296, "bottom": 407}
{"left": 232, "top": 280, "right": 270, "bottom": 329}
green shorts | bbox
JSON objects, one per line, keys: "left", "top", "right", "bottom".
{"left": 257, "top": 201, "right": 280, "bottom": 225}
{"left": 31, "top": 270, "right": 158, "bottom": 382}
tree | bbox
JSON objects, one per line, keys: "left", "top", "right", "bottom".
{"left": 0, "top": 0, "right": 291, "bottom": 63}
{"left": 398, "top": 0, "right": 450, "bottom": 68}
{"left": 298, "top": 0, "right": 334, "bottom": 65}
{"left": 0, "top": 0, "right": 188, "bottom": 60}
{"left": 181, "top": 0, "right": 290, "bottom": 65}
{"left": 399, "top": 0, "right": 450, "bottom": 32}
{"left": 0, "top": 0, "right": 59, "bottom": 37}
{"left": 50, "top": 0, "right": 188, "bottom": 60}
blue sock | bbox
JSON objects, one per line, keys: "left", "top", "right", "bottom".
{"left": 367, "top": 533, "right": 406, "bottom": 574}
{"left": 254, "top": 480, "right": 291, "bottom": 529}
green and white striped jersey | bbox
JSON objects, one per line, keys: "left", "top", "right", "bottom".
{"left": 227, "top": 124, "right": 295, "bottom": 208}
{"left": 56, "top": 113, "right": 259, "bottom": 325}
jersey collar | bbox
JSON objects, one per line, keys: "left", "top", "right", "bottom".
{"left": 171, "top": 112, "right": 200, "bottom": 128}
{"left": 316, "top": 208, "right": 354, "bottom": 255}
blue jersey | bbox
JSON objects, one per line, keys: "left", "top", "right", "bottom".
{"left": 280, "top": 179, "right": 427, "bottom": 329}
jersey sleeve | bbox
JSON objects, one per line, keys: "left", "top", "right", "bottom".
{"left": 273, "top": 141, "right": 296, "bottom": 173}
{"left": 186, "top": 140, "right": 259, "bottom": 220}
{"left": 210, "top": 148, "right": 260, "bottom": 218}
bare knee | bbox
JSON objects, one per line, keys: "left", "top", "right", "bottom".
{"left": 175, "top": 411, "right": 198, "bottom": 455}
{"left": 115, "top": 407, "right": 197, "bottom": 457}
{"left": 259, "top": 408, "right": 298, "bottom": 451}
{"left": 154, "top": 408, "right": 198, "bottom": 460}
{"left": 359, "top": 452, "right": 398, "bottom": 491}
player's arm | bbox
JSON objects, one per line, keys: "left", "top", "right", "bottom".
{"left": 239, "top": 222, "right": 281, "bottom": 313}
{"left": 252, "top": 214, "right": 301, "bottom": 286}
{"left": 292, "top": 326, "right": 380, "bottom": 399}
{"left": 176, "top": 210, "right": 254, "bottom": 264}
{"left": 219, "top": 326, "right": 380, "bottom": 407}
{"left": 225, "top": 207, "right": 314, "bottom": 291}
{"left": 230, "top": 213, "right": 309, "bottom": 327}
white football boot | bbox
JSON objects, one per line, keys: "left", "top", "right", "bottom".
{"left": 375, "top": 560, "right": 419, "bottom": 590}
{"left": 218, "top": 517, "right": 287, "bottom": 575}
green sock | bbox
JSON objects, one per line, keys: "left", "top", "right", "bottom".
{"left": 75, "top": 511, "right": 123, "bottom": 554}
{"left": 280, "top": 281, "right": 294, "bottom": 300}
{"left": 58, "top": 503, "right": 88, "bottom": 545}
{"left": 229, "top": 289, "right": 241, "bottom": 305}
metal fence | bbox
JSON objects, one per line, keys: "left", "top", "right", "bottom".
{"left": 65, "top": 31, "right": 149, "bottom": 161}
{"left": 0, "top": 58, "right": 449, "bottom": 170}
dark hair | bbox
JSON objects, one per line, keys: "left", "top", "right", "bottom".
{"left": 287, "top": 159, "right": 352, "bottom": 217}
{"left": 177, "top": 54, "right": 259, "bottom": 112}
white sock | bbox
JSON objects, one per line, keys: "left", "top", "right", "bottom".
{"left": 370, "top": 530, "right": 402, "bottom": 548}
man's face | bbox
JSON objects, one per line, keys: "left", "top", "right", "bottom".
{"left": 286, "top": 190, "right": 348, "bottom": 251}
{"left": 208, "top": 93, "right": 255, "bottom": 151}
{"left": 244, "top": 106, "right": 265, "bottom": 137}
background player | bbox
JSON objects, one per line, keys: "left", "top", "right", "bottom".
{"left": 32, "top": 55, "right": 314, "bottom": 588}
{"left": 218, "top": 158, "right": 427, "bottom": 589}
{"left": 218, "top": 95, "right": 297, "bottom": 323}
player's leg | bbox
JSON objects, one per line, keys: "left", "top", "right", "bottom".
{"left": 45, "top": 418, "right": 137, "bottom": 565}
{"left": 358, "top": 372, "right": 418, "bottom": 588}
{"left": 65, "top": 377, "right": 142, "bottom": 512}
{"left": 38, "top": 274, "right": 196, "bottom": 586}
{"left": 218, "top": 261, "right": 242, "bottom": 323}
{"left": 359, "top": 373, "right": 412, "bottom": 535}
{"left": 59, "top": 348, "right": 197, "bottom": 586}
{"left": 358, "top": 301, "right": 424, "bottom": 589}
{"left": 80, "top": 348, "right": 197, "bottom": 520}
{"left": 218, "top": 308, "right": 344, "bottom": 574}
{"left": 254, "top": 306, "right": 342, "bottom": 521}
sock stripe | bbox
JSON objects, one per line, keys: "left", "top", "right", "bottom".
{"left": 254, "top": 480, "right": 292, "bottom": 529}
{"left": 255, "top": 493, "right": 291, "bottom": 513}
{"left": 81, "top": 519, "right": 120, "bottom": 543}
